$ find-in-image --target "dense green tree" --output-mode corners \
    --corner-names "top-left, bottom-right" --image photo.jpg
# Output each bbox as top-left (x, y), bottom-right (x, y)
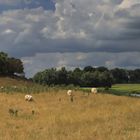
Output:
top-left (128, 69), bottom-right (140, 83)
top-left (33, 68), bottom-right (58, 85)
top-left (57, 67), bottom-right (68, 85)
top-left (111, 68), bottom-right (128, 83)
top-left (7, 57), bottom-right (24, 75)
top-left (33, 66), bottom-right (140, 87)
top-left (96, 66), bottom-right (109, 72)
top-left (0, 52), bottom-right (24, 76)
top-left (99, 71), bottom-right (113, 88)
top-left (0, 52), bottom-right (8, 74)
top-left (81, 72), bottom-right (98, 87)
top-left (71, 68), bottom-right (83, 85)
top-left (83, 66), bottom-right (95, 72)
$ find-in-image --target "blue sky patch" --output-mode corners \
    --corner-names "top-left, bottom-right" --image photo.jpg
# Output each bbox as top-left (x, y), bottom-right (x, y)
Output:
top-left (0, 0), bottom-right (55, 12)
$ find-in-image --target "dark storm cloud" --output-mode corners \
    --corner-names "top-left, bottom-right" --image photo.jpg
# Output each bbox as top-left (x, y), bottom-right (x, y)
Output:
top-left (125, 18), bottom-right (140, 30)
top-left (0, 0), bottom-right (140, 56)
top-left (0, 0), bottom-right (140, 76)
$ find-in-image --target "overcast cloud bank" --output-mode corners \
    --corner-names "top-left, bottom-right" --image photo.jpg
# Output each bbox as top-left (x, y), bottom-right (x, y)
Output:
top-left (0, 0), bottom-right (139, 77)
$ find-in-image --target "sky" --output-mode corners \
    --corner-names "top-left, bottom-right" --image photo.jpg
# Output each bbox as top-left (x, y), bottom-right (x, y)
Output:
top-left (0, 0), bottom-right (140, 77)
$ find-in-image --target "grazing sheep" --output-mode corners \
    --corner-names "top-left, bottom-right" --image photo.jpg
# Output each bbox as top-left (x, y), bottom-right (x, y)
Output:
top-left (25, 95), bottom-right (33, 101)
top-left (67, 90), bottom-right (73, 96)
top-left (91, 88), bottom-right (98, 94)
top-left (67, 90), bottom-right (74, 102)
top-left (0, 86), bottom-right (4, 89)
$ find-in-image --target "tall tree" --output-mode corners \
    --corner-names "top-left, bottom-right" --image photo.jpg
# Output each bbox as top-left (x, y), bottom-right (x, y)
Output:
top-left (0, 52), bottom-right (8, 74)
top-left (0, 52), bottom-right (24, 76)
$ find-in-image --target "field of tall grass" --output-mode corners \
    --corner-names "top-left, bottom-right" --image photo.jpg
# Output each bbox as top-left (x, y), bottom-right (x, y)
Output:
top-left (0, 77), bottom-right (49, 94)
top-left (0, 90), bottom-right (139, 140)
top-left (0, 77), bottom-right (140, 140)
top-left (0, 77), bottom-right (77, 94)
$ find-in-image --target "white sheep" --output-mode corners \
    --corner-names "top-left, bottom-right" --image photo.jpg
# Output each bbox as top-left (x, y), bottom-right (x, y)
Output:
top-left (91, 88), bottom-right (98, 94)
top-left (67, 90), bottom-right (74, 102)
top-left (0, 86), bottom-right (4, 89)
top-left (25, 95), bottom-right (33, 101)
top-left (67, 90), bottom-right (73, 96)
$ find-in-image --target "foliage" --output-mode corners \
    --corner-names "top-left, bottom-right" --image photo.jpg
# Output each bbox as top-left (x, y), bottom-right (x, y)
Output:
top-left (33, 66), bottom-right (140, 87)
top-left (0, 52), bottom-right (24, 76)
top-left (33, 67), bottom-right (114, 87)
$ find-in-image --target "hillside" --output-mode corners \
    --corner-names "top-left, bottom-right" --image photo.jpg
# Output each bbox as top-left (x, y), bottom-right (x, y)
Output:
top-left (0, 76), bottom-right (49, 94)
top-left (0, 76), bottom-right (33, 87)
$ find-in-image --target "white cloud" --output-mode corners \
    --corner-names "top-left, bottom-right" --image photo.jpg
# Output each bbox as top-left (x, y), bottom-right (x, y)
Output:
top-left (76, 53), bottom-right (87, 61)
top-left (0, 0), bottom-right (139, 76)
top-left (119, 0), bottom-right (140, 9)
top-left (0, 0), bottom-right (139, 56)
top-left (2, 29), bottom-right (15, 34)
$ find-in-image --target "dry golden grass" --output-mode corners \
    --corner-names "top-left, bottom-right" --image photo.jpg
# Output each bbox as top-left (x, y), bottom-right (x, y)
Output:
top-left (0, 77), bottom-right (32, 87)
top-left (0, 91), bottom-right (139, 140)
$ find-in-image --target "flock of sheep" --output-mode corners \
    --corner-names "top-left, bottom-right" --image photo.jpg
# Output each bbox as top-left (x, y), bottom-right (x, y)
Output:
top-left (67, 88), bottom-right (97, 96)
top-left (1, 86), bottom-right (98, 102)
top-left (24, 88), bottom-right (98, 102)
top-left (7, 87), bottom-right (98, 117)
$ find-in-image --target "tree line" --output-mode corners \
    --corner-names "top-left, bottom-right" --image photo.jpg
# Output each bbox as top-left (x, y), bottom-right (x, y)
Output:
top-left (33, 66), bottom-right (140, 87)
top-left (1, 51), bottom-right (140, 87)
top-left (0, 52), bottom-right (24, 76)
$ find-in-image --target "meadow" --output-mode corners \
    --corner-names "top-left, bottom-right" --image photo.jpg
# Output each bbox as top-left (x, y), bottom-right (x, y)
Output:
top-left (0, 77), bottom-right (140, 140)
top-left (103, 84), bottom-right (140, 96)
top-left (112, 84), bottom-right (140, 93)
top-left (0, 91), bottom-right (140, 140)
top-left (81, 84), bottom-right (140, 97)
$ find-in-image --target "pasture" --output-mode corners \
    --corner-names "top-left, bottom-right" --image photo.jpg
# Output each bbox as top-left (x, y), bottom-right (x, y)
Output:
top-left (112, 84), bottom-right (140, 93)
top-left (0, 90), bottom-right (140, 140)
top-left (81, 84), bottom-right (140, 96)
top-left (104, 84), bottom-right (140, 96)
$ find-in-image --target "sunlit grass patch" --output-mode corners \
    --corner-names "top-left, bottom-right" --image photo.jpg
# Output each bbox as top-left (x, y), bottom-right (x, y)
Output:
top-left (0, 91), bottom-right (139, 140)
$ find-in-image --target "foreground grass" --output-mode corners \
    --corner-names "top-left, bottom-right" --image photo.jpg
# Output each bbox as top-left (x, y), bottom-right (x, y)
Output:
top-left (0, 91), bottom-right (139, 140)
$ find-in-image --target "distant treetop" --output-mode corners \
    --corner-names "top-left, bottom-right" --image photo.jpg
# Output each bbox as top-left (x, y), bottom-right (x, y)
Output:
top-left (0, 52), bottom-right (24, 76)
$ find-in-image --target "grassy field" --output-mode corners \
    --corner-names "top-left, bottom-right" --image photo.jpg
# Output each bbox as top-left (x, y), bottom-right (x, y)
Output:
top-left (0, 77), bottom-right (49, 94)
top-left (0, 91), bottom-right (140, 140)
top-left (112, 84), bottom-right (140, 93)
top-left (80, 84), bottom-right (140, 96)
top-left (104, 84), bottom-right (140, 96)
top-left (0, 77), bottom-right (140, 140)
